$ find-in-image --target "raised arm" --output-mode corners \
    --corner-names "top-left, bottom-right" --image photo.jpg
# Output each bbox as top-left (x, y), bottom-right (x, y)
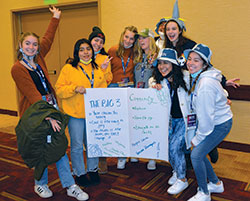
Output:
top-left (39, 6), bottom-right (61, 57)
top-left (49, 5), bottom-right (61, 19)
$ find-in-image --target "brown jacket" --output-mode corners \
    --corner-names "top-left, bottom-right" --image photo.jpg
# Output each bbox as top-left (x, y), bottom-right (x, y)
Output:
top-left (108, 45), bottom-right (135, 83)
top-left (11, 17), bottom-right (59, 117)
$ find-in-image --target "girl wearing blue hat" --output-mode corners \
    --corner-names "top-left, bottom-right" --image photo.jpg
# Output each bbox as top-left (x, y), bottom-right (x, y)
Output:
top-left (154, 18), bottom-right (168, 49)
top-left (149, 48), bottom-right (195, 194)
top-left (184, 44), bottom-right (233, 201)
top-left (164, 0), bottom-right (239, 167)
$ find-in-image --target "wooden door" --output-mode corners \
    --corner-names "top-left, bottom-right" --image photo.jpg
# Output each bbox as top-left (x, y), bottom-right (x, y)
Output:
top-left (19, 4), bottom-right (98, 88)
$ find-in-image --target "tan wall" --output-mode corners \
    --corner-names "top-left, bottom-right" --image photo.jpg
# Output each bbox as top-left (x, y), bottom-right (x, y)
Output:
top-left (1, 0), bottom-right (250, 143)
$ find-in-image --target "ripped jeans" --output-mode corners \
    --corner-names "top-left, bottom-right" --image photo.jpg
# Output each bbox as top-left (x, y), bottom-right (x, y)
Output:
top-left (169, 117), bottom-right (186, 179)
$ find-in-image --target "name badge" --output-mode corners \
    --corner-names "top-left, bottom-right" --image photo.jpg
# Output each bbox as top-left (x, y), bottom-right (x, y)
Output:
top-left (121, 77), bottom-right (129, 83)
top-left (187, 114), bottom-right (197, 129)
top-left (47, 135), bottom-right (51, 143)
top-left (137, 81), bottom-right (145, 88)
top-left (45, 94), bottom-right (55, 105)
top-left (42, 94), bottom-right (58, 109)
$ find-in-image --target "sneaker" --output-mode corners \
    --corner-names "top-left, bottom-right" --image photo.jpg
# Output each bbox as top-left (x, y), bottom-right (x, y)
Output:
top-left (147, 160), bottom-right (156, 170)
top-left (168, 171), bottom-right (177, 185)
top-left (167, 179), bottom-right (188, 194)
top-left (130, 158), bottom-right (139, 162)
top-left (88, 171), bottom-right (100, 185)
top-left (187, 191), bottom-right (211, 201)
top-left (67, 184), bottom-right (89, 201)
top-left (208, 181), bottom-right (224, 193)
top-left (34, 184), bottom-right (53, 198)
top-left (208, 147), bottom-right (219, 163)
top-left (75, 174), bottom-right (91, 187)
top-left (117, 158), bottom-right (126, 169)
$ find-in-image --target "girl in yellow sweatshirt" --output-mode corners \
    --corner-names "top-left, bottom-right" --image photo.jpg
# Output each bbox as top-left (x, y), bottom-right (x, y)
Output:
top-left (55, 38), bottom-right (107, 187)
top-left (88, 26), bottom-right (113, 86)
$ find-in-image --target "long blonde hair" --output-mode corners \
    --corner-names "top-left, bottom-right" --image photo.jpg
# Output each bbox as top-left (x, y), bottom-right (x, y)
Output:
top-left (133, 37), bottom-right (159, 64)
top-left (116, 25), bottom-right (138, 58)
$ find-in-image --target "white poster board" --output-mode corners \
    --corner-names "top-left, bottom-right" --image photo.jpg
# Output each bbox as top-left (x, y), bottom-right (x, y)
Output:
top-left (84, 88), bottom-right (169, 161)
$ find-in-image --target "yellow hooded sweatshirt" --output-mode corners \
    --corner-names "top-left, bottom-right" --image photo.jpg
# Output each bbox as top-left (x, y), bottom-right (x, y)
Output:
top-left (55, 63), bottom-right (107, 118)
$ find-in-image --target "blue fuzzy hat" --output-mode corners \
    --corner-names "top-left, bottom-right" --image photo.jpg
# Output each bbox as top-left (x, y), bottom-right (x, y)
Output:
top-left (166, 0), bottom-right (186, 31)
top-left (157, 48), bottom-right (179, 66)
top-left (184, 44), bottom-right (212, 66)
top-left (155, 18), bottom-right (168, 34)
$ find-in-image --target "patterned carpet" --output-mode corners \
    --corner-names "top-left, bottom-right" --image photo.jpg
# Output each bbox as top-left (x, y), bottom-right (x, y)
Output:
top-left (0, 131), bottom-right (250, 201)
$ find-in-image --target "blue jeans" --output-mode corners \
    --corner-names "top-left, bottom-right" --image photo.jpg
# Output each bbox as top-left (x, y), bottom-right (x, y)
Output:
top-left (35, 154), bottom-right (75, 188)
top-left (191, 118), bottom-right (232, 194)
top-left (68, 117), bottom-right (99, 176)
top-left (169, 118), bottom-right (186, 179)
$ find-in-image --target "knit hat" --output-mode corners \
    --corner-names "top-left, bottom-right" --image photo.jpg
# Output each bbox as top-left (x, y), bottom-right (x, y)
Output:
top-left (137, 28), bottom-right (155, 39)
top-left (184, 44), bottom-right (212, 66)
top-left (157, 48), bottom-right (179, 66)
top-left (88, 26), bottom-right (105, 44)
top-left (155, 18), bottom-right (168, 34)
top-left (166, 0), bottom-right (186, 31)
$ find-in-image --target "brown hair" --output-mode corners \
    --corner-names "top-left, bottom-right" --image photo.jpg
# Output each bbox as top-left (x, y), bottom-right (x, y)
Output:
top-left (16, 32), bottom-right (40, 61)
top-left (188, 58), bottom-right (209, 94)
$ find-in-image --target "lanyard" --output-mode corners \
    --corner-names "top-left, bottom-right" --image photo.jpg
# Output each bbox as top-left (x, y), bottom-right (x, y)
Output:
top-left (79, 65), bottom-right (94, 88)
top-left (140, 66), bottom-right (145, 79)
top-left (190, 93), bottom-right (195, 112)
top-left (166, 79), bottom-right (174, 103)
top-left (190, 80), bottom-right (196, 112)
top-left (121, 50), bottom-right (132, 75)
top-left (140, 54), bottom-right (147, 79)
top-left (22, 58), bottom-right (49, 93)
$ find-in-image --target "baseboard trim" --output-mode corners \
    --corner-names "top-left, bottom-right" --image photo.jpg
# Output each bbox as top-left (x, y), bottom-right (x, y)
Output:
top-left (0, 109), bottom-right (18, 116)
top-left (219, 140), bottom-right (250, 153)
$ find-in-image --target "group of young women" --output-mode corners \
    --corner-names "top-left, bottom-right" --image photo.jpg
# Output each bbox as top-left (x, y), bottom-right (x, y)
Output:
top-left (11, 1), bottom-right (238, 200)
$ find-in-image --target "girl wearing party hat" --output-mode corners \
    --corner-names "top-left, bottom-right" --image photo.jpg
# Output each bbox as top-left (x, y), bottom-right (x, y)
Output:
top-left (164, 0), bottom-right (196, 63)
top-left (163, 0), bottom-right (239, 169)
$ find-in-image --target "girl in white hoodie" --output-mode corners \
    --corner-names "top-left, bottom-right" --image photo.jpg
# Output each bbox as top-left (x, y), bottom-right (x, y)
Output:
top-left (184, 44), bottom-right (233, 201)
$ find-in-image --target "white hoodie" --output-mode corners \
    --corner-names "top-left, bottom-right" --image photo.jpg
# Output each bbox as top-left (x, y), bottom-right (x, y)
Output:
top-left (190, 67), bottom-right (233, 146)
top-left (148, 72), bottom-right (195, 149)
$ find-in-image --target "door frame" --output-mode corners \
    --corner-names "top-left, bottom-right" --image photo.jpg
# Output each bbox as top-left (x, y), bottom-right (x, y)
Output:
top-left (11, 0), bottom-right (99, 111)
top-left (11, 0), bottom-right (99, 63)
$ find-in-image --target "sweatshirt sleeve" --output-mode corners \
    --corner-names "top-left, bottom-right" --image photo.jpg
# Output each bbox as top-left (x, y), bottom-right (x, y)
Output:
top-left (101, 58), bottom-right (113, 85)
top-left (221, 74), bottom-right (227, 89)
top-left (39, 17), bottom-right (59, 58)
top-left (55, 65), bottom-right (78, 99)
top-left (11, 64), bottom-right (42, 104)
top-left (192, 87), bottom-right (216, 146)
